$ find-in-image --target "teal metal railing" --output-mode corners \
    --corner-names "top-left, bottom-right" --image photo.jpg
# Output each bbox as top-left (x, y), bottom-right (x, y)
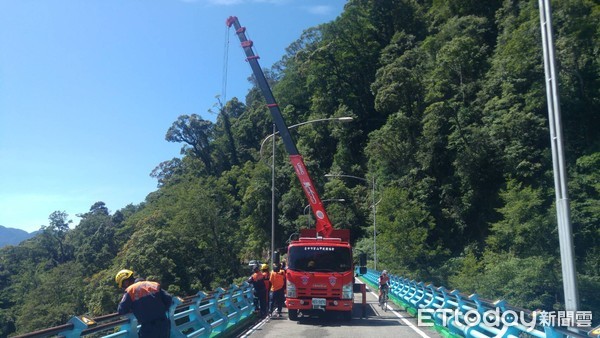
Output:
top-left (14, 282), bottom-right (255, 338)
top-left (14, 270), bottom-right (595, 337)
top-left (359, 268), bottom-right (592, 338)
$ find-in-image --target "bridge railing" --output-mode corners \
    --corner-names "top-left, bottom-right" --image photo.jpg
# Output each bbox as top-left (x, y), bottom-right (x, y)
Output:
top-left (359, 268), bottom-right (593, 338)
top-left (14, 282), bottom-right (256, 338)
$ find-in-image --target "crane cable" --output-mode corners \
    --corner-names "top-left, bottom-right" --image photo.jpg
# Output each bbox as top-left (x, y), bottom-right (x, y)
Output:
top-left (222, 24), bottom-right (230, 104)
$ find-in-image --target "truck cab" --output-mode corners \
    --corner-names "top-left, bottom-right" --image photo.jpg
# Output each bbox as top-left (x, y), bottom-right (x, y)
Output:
top-left (285, 229), bottom-right (354, 320)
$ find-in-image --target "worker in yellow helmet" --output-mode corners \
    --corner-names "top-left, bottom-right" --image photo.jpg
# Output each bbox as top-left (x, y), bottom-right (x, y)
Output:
top-left (115, 269), bottom-right (173, 337)
top-left (260, 263), bottom-right (271, 313)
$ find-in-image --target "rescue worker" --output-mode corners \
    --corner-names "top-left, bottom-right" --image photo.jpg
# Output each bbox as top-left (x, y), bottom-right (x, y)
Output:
top-left (260, 263), bottom-right (271, 312)
top-left (247, 265), bottom-right (268, 317)
top-left (378, 270), bottom-right (390, 303)
top-left (269, 263), bottom-right (286, 317)
top-left (116, 269), bottom-right (173, 338)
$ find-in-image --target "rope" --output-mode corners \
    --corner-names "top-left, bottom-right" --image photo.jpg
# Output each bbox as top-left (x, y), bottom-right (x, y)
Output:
top-left (222, 25), bottom-right (230, 103)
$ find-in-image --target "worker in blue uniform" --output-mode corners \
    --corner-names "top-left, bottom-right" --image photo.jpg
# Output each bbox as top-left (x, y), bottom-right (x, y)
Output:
top-left (116, 269), bottom-right (173, 338)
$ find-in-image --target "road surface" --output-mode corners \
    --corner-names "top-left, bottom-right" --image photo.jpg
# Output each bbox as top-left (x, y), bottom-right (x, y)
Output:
top-left (239, 285), bottom-right (443, 338)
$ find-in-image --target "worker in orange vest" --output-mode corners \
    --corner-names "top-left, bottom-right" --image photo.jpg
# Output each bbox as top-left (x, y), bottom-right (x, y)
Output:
top-left (246, 265), bottom-right (268, 317)
top-left (115, 269), bottom-right (172, 338)
top-left (269, 263), bottom-right (286, 318)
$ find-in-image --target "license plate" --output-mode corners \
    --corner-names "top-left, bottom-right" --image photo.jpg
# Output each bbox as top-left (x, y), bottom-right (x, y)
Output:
top-left (312, 298), bottom-right (326, 306)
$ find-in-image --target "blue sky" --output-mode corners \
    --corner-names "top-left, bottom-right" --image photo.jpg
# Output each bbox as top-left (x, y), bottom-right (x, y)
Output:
top-left (0, 0), bottom-right (347, 233)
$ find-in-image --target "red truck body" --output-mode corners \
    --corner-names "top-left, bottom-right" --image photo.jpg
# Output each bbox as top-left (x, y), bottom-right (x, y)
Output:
top-left (285, 229), bottom-right (354, 320)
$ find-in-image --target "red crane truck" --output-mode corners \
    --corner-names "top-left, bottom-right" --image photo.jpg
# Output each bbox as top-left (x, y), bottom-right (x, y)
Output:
top-left (226, 16), bottom-right (355, 321)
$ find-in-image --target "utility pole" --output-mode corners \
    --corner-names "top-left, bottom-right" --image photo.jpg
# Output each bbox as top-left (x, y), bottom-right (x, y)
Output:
top-left (271, 123), bottom-right (276, 264)
top-left (538, 0), bottom-right (579, 311)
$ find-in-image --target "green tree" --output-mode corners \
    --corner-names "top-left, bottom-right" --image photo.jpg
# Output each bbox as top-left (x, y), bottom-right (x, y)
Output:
top-left (14, 262), bottom-right (85, 335)
top-left (166, 114), bottom-right (215, 174)
top-left (549, 0), bottom-right (600, 153)
top-left (477, 253), bottom-right (559, 310)
top-left (375, 185), bottom-right (446, 280)
top-left (150, 157), bottom-right (183, 188)
top-left (480, 0), bottom-right (548, 184)
top-left (487, 180), bottom-right (557, 257)
top-left (69, 202), bottom-right (118, 273)
top-left (39, 211), bottom-right (73, 265)
top-left (569, 153), bottom-right (600, 313)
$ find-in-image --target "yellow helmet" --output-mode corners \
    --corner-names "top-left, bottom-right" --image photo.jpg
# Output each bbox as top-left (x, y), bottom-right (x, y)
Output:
top-left (115, 269), bottom-right (134, 288)
top-left (261, 264), bottom-right (269, 271)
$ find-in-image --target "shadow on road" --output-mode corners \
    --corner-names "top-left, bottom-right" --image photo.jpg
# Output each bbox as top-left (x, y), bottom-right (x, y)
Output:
top-left (292, 302), bottom-right (408, 328)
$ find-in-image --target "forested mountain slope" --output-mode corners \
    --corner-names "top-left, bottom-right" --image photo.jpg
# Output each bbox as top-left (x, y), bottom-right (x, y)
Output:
top-left (0, 226), bottom-right (36, 248)
top-left (1, 0), bottom-right (598, 335)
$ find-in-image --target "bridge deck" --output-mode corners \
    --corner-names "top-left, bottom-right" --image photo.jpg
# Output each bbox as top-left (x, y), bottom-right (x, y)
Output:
top-left (241, 285), bottom-right (443, 338)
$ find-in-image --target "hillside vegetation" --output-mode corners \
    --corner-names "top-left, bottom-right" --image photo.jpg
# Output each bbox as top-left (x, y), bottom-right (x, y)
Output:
top-left (1, 0), bottom-right (599, 335)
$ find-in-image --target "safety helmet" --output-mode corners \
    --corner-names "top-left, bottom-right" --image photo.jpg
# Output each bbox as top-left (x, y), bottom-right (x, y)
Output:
top-left (115, 269), bottom-right (134, 288)
top-left (261, 263), bottom-right (269, 271)
top-left (382, 270), bottom-right (388, 275)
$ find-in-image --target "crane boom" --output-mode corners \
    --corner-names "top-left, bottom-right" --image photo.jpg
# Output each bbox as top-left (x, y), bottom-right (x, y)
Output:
top-left (226, 16), bottom-right (334, 238)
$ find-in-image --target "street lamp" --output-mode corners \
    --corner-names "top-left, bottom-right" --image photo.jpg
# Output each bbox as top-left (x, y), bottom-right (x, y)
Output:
top-left (325, 173), bottom-right (379, 270)
top-left (538, 0), bottom-right (579, 311)
top-left (261, 116), bottom-right (354, 264)
top-left (303, 198), bottom-right (345, 227)
top-left (259, 117), bottom-right (354, 160)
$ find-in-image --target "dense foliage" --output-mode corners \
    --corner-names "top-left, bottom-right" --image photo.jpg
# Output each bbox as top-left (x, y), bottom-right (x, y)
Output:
top-left (1, 0), bottom-right (599, 334)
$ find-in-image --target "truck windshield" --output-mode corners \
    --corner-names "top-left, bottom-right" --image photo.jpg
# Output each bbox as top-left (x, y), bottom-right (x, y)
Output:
top-left (288, 246), bottom-right (352, 273)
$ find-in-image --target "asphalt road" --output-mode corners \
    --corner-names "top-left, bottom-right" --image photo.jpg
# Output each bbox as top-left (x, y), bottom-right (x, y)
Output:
top-left (238, 285), bottom-right (443, 338)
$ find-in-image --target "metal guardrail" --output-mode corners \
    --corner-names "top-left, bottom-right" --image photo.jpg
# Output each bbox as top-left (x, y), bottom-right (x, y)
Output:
top-left (359, 268), bottom-right (594, 338)
top-left (12, 270), bottom-right (598, 337)
top-left (13, 282), bottom-right (255, 338)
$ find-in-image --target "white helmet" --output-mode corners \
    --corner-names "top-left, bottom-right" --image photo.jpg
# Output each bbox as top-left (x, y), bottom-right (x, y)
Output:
top-left (382, 270), bottom-right (388, 275)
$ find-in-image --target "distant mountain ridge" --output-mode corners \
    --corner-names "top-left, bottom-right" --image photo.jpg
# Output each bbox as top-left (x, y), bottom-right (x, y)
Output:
top-left (0, 225), bottom-right (37, 247)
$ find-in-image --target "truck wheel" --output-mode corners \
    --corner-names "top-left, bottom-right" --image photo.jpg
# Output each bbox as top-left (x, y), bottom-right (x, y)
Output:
top-left (288, 309), bottom-right (298, 321)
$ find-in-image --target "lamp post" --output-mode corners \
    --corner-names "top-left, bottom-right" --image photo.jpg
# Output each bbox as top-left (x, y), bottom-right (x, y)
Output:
top-left (261, 116), bottom-right (354, 264)
top-left (325, 173), bottom-right (379, 270)
top-left (260, 117), bottom-right (354, 159)
top-left (538, 0), bottom-right (579, 311)
top-left (271, 123), bottom-right (276, 265)
top-left (304, 198), bottom-right (345, 227)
